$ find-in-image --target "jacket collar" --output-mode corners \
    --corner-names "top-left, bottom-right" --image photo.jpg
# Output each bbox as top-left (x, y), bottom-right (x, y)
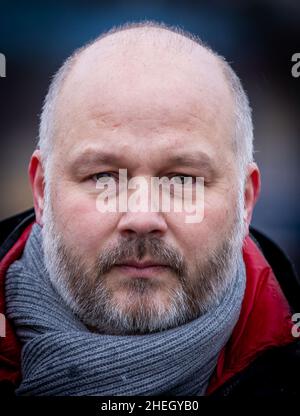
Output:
top-left (206, 236), bottom-right (295, 394)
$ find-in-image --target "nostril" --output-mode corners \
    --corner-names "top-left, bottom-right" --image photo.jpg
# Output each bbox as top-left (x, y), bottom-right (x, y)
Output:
top-left (121, 229), bottom-right (137, 238)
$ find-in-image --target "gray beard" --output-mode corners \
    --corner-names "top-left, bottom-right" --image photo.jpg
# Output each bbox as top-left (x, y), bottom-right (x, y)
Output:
top-left (42, 187), bottom-right (245, 336)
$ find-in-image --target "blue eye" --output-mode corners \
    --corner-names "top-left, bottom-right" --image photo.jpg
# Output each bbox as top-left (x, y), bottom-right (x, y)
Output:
top-left (170, 175), bottom-right (196, 185)
top-left (92, 172), bottom-right (117, 182)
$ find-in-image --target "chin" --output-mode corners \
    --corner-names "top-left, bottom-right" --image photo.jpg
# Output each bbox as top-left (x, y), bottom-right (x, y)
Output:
top-left (113, 285), bottom-right (169, 310)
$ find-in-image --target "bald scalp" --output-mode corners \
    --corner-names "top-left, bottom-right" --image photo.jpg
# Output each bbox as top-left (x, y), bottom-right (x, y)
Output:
top-left (58, 22), bottom-right (227, 101)
top-left (53, 23), bottom-right (232, 147)
top-left (69, 21), bottom-right (214, 69)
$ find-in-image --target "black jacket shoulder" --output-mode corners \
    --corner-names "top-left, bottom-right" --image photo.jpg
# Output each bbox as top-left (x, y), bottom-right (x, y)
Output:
top-left (211, 339), bottom-right (300, 397)
top-left (0, 208), bottom-right (35, 261)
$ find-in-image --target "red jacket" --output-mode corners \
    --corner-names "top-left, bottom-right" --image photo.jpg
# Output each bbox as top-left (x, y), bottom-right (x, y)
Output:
top-left (0, 209), bottom-right (299, 396)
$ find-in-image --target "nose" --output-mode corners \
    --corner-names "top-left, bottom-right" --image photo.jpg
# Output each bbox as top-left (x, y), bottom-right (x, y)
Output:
top-left (117, 211), bottom-right (168, 238)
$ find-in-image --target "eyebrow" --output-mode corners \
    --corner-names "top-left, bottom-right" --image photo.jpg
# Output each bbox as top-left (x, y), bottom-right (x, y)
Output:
top-left (69, 149), bottom-right (125, 175)
top-left (71, 150), bottom-right (121, 167)
top-left (69, 148), bottom-right (217, 177)
top-left (166, 152), bottom-right (217, 175)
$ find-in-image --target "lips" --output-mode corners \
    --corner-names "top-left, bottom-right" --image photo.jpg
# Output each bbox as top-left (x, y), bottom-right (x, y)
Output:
top-left (114, 260), bottom-right (169, 278)
top-left (117, 260), bottom-right (168, 268)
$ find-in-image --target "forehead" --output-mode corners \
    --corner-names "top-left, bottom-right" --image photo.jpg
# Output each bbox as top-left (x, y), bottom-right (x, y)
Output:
top-left (53, 32), bottom-right (235, 165)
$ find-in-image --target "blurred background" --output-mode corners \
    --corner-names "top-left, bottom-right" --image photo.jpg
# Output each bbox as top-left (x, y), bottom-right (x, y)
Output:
top-left (0, 0), bottom-right (299, 272)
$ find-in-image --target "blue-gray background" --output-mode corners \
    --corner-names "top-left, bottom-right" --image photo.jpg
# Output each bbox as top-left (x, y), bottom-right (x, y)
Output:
top-left (0, 0), bottom-right (299, 273)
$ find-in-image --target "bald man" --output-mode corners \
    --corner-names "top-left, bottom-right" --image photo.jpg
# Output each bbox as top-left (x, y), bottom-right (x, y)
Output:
top-left (1, 21), bottom-right (300, 397)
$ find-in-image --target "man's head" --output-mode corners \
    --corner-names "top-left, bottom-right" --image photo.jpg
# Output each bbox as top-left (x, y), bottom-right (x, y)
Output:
top-left (29, 21), bottom-right (260, 335)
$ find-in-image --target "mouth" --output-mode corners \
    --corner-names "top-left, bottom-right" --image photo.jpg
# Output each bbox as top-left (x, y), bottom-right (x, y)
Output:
top-left (114, 260), bottom-right (170, 278)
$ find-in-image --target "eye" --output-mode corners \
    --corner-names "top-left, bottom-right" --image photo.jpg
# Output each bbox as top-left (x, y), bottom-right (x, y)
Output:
top-left (169, 174), bottom-right (196, 185)
top-left (91, 172), bottom-right (118, 183)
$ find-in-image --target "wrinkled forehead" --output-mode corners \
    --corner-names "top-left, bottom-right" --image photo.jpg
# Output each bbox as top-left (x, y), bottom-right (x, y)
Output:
top-left (53, 29), bottom-right (235, 160)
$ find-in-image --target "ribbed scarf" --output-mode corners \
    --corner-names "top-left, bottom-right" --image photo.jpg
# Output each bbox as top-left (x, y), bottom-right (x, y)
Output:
top-left (5, 223), bottom-right (246, 396)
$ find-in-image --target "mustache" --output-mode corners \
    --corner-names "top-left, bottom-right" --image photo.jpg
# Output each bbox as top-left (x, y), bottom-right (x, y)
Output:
top-left (95, 236), bottom-right (187, 277)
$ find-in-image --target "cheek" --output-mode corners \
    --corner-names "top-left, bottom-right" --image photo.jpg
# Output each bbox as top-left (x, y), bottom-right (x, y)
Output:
top-left (202, 189), bottom-right (237, 241)
top-left (170, 189), bottom-right (236, 256)
top-left (50, 182), bottom-right (119, 256)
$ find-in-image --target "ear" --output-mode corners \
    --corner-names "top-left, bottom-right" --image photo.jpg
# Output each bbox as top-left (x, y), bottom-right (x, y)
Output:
top-left (243, 162), bottom-right (261, 236)
top-left (28, 149), bottom-right (45, 225)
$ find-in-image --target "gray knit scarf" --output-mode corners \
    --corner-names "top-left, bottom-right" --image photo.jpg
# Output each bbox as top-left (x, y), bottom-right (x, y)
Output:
top-left (5, 223), bottom-right (246, 396)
